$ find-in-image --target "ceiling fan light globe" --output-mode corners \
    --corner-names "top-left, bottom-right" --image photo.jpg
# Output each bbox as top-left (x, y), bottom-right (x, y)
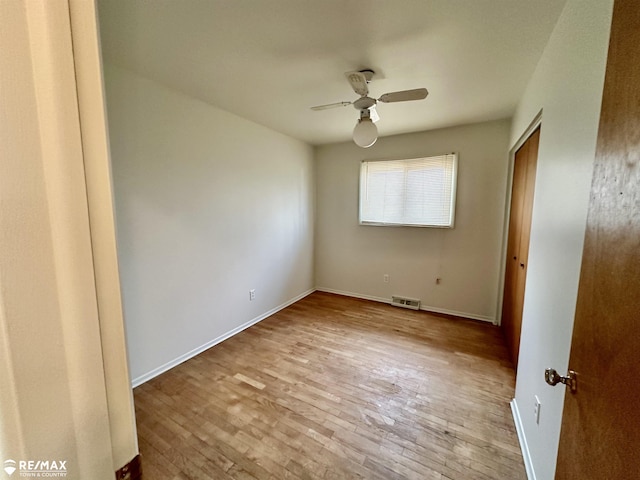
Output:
top-left (353, 118), bottom-right (378, 148)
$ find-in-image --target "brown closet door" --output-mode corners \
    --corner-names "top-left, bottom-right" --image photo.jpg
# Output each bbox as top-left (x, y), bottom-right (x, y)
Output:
top-left (502, 127), bottom-right (539, 369)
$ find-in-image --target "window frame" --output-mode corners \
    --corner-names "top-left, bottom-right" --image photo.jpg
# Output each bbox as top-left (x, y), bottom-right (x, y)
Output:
top-left (358, 153), bottom-right (458, 228)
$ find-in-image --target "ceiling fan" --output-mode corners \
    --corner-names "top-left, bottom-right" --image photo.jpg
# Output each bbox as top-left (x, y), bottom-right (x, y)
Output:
top-left (311, 69), bottom-right (428, 148)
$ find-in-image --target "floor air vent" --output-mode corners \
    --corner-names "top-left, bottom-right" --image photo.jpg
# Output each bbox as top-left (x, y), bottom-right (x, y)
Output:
top-left (391, 296), bottom-right (421, 310)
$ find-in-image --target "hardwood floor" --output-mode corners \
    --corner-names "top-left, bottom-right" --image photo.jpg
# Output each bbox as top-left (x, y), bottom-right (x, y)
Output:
top-left (134, 292), bottom-right (526, 480)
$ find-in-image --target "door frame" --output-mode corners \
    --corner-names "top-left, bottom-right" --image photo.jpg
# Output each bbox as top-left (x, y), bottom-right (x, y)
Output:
top-left (0, 0), bottom-right (137, 476)
top-left (68, 0), bottom-right (139, 468)
top-left (496, 110), bottom-right (543, 327)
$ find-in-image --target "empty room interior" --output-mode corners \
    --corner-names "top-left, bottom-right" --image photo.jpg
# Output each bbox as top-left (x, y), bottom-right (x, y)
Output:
top-left (5, 0), bottom-right (640, 479)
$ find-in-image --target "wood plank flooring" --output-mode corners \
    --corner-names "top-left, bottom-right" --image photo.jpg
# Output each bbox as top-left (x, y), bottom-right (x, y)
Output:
top-left (134, 292), bottom-right (526, 479)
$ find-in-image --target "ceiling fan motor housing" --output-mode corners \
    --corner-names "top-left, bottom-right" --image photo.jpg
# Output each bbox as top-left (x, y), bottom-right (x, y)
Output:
top-left (353, 96), bottom-right (376, 111)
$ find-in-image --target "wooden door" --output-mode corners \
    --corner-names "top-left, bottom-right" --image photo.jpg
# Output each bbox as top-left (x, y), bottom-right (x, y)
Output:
top-left (502, 127), bottom-right (539, 368)
top-left (555, 0), bottom-right (640, 477)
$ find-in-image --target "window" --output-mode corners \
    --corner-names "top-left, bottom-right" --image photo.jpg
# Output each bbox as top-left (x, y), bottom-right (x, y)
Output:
top-left (359, 153), bottom-right (458, 228)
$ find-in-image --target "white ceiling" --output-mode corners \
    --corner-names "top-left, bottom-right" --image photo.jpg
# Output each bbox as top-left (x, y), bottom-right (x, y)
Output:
top-left (98, 0), bottom-right (567, 146)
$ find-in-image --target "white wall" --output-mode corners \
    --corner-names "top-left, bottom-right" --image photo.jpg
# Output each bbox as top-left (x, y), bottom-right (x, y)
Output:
top-left (315, 120), bottom-right (510, 321)
top-left (103, 65), bottom-right (315, 384)
top-left (509, 1), bottom-right (613, 479)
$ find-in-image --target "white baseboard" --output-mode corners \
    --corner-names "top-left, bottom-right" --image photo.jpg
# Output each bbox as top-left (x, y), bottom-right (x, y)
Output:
top-left (315, 287), bottom-right (495, 323)
top-left (131, 288), bottom-right (316, 387)
top-left (316, 287), bottom-right (389, 305)
top-left (511, 398), bottom-right (536, 480)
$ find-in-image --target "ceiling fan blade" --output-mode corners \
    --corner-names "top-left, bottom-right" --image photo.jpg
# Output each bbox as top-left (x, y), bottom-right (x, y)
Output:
top-left (378, 88), bottom-right (428, 103)
top-left (310, 101), bottom-right (352, 111)
top-left (345, 71), bottom-right (369, 96)
top-left (369, 105), bottom-right (380, 123)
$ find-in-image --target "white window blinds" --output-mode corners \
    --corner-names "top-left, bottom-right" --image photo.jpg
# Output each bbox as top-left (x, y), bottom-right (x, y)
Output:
top-left (359, 154), bottom-right (458, 228)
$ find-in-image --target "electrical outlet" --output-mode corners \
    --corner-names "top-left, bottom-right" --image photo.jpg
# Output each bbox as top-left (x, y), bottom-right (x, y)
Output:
top-left (383, 274), bottom-right (390, 283)
top-left (249, 289), bottom-right (256, 301)
top-left (534, 395), bottom-right (541, 424)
